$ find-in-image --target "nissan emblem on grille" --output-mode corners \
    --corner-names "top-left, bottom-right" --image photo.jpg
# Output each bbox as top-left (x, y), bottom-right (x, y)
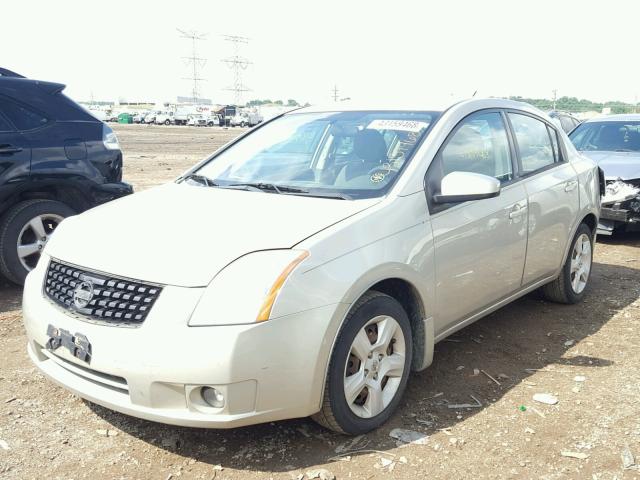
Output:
top-left (44, 260), bottom-right (162, 326)
top-left (72, 280), bottom-right (94, 309)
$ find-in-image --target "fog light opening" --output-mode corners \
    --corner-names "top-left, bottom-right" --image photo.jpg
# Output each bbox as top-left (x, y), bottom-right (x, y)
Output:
top-left (201, 387), bottom-right (225, 408)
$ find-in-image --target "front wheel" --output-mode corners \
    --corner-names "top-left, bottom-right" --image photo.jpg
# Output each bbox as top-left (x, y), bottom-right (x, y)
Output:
top-left (540, 222), bottom-right (594, 304)
top-left (313, 291), bottom-right (412, 434)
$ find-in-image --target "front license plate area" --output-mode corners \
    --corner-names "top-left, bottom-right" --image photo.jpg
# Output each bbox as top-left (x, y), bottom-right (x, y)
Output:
top-left (46, 324), bottom-right (92, 364)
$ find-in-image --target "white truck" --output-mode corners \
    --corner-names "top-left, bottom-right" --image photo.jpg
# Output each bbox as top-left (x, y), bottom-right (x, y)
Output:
top-left (155, 111), bottom-right (176, 125)
top-left (230, 111), bottom-right (263, 127)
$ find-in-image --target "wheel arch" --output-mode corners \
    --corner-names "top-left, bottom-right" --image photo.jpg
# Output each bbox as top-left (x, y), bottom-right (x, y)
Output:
top-left (0, 183), bottom-right (90, 219)
top-left (561, 211), bottom-right (598, 267)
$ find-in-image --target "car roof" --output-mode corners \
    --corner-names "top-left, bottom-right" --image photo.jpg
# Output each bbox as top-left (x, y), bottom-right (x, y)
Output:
top-left (291, 97), bottom-right (544, 116)
top-left (584, 114), bottom-right (640, 123)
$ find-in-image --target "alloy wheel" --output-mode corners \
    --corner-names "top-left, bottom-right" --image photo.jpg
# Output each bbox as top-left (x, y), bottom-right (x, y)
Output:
top-left (343, 315), bottom-right (406, 418)
top-left (17, 214), bottom-right (63, 271)
top-left (570, 233), bottom-right (592, 294)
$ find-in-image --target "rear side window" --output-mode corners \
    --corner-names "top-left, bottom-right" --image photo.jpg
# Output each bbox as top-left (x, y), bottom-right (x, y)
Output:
top-left (0, 112), bottom-right (13, 132)
top-left (508, 113), bottom-right (555, 174)
top-left (438, 111), bottom-right (513, 183)
top-left (0, 96), bottom-right (49, 131)
top-left (547, 126), bottom-right (562, 162)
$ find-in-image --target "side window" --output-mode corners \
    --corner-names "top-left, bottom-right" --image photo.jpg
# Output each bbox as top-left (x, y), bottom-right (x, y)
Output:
top-left (438, 111), bottom-right (513, 182)
top-left (508, 113), bottom-right (555, 174)
top-left (0, 97), bottom-right (49, 131)
top-left (547, 125), bottom-right (562, 162)
top-left (0, 112), bottom-right (13, 132)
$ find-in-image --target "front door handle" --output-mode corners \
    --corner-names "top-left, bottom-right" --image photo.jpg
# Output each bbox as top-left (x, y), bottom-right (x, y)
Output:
top-left (564, 180), bottom-right (578, 192)
top-left (0, 144), bottom-right (23, 154)
top-left (508, 204), bottom-right (528, 219)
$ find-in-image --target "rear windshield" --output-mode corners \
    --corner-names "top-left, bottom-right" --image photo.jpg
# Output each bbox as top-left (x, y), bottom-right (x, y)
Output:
top-left (195, 110), bottom-right (440, 199)
top-left (569, 121), bottom-right (640, 152)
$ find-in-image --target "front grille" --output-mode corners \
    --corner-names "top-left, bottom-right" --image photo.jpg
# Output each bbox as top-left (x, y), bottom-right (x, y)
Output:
top-left (44, 260), bottom-right (162, 326)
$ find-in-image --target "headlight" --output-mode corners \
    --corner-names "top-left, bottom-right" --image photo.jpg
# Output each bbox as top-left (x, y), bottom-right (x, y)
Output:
top-left (188, 249), bottom-right (309, 326)
top-left (102, 124), bottom-right (120, 150)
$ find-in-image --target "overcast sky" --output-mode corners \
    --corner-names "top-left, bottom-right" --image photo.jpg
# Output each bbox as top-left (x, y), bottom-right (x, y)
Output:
top-left (4, 0), bottom-right (639, 106)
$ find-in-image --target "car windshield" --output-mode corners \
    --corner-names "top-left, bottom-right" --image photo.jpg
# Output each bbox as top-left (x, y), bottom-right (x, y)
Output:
top-left (570, 121), bottom-right (640, 152)
top-left (193, 110), bottom-right (438, 199)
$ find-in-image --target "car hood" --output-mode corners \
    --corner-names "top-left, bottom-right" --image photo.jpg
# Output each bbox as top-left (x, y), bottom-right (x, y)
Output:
top-left (579, 151), bottom-right (640, 180)
top-left (46, 183), bottom-right (378, 287)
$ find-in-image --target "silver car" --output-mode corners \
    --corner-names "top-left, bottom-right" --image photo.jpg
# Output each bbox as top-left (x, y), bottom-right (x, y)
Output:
top-left (569, 114), bottom-right (640, 234)
top-left (23, 98), bottom-right (600, 435)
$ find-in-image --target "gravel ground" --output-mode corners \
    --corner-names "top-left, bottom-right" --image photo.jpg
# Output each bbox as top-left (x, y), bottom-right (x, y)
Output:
top-left (1, 124), bottom-right (639, 479)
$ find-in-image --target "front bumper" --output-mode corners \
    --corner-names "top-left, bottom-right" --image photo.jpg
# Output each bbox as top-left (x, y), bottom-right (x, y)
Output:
top-left (598, 200), bottom-right (640, 235)
top-left (91, 181), bottom-right (134, 205)
top-left (23, 260), bottom-right (340, 428)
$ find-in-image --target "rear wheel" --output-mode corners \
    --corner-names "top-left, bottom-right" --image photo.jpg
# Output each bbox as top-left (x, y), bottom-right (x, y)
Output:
top-left (0, 200), bottom-right (75, 285)
top-left (313, 291), bottom-right (412, 434)
top-left (540, 222), bottom-right (593, 304)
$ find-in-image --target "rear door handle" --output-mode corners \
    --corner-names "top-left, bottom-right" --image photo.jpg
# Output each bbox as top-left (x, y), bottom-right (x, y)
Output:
top-left (564, 180), bottom-right (578, 192)
top-left (0, 144), bottom-right (23, 154)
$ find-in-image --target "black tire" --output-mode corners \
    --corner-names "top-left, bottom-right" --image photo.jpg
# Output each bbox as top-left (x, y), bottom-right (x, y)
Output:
top-left (540, 222), bottom-right (594, 304)
top-left (0, 200), bottom-right (75, 285)
top-left (164, 120), bottom-right (171, 126)
top-left (312, 291), bottom-right (413, 435)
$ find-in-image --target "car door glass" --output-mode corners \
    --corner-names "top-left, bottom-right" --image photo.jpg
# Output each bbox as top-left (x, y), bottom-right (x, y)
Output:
top-left (439, 112), bottom-right (513, 182)
top-left (0, 97), bottom-right (48, 131)
top-left (508, 113), bottom-right (555, 174)
top-left (0, 112), bottom-right (13, 132)
top-left (547, 125), bottom-right (562, 162)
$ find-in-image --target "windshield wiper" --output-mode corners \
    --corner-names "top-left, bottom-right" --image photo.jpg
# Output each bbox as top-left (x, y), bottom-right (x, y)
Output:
top-left (224, 182), bottom-right (351, 200)
top-left (226, 182), bottom-right (305, 194)
top-left (183, 173), bottom-right (217, 187)
top-left (291, 191), bottom-right (352, 200)
top-left (615, 148), bottom-right (634, 152)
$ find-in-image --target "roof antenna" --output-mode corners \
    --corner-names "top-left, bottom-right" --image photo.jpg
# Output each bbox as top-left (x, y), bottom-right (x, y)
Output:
top-left (472, 90), bottom-right (478, 97)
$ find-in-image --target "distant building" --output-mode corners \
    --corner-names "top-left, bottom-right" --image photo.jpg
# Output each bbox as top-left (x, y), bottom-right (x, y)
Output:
top-left (177, 96), bottom-right (212, 105)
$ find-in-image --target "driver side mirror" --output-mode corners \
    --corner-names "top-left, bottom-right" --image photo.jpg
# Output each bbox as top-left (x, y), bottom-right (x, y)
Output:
top-left (433, 171), bottom-right (501, 204)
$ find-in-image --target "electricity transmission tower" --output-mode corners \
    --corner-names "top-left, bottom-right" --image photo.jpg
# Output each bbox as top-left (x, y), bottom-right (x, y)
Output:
top-left (177, 29), bottom-right (208, 102)
top-left (332, 85), bottom-right (339, 102)
top-left (221, 35), bottom-right (251, 105)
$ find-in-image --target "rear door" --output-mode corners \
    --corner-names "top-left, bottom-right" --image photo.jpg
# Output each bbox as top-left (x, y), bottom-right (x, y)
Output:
top-left (0, 107), bottom-right (31, 203)
top-left (506, 112), bottom-right (580, 285)
top-left (426, 110), bottom-right (528, 330)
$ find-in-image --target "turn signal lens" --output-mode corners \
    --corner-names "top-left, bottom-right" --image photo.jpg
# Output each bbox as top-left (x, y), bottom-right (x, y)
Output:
top-left (256, 251), bottom-right (309, 322)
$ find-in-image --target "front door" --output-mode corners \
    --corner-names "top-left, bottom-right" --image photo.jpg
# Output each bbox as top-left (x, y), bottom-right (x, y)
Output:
top-left (425, 110), bottom-right (528, 332)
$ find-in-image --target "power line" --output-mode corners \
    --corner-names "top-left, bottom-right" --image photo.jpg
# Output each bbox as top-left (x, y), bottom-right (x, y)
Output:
top-left (221, 35), bottom-right (251, 105)
top-left (177, 28), bottom-right (208, 103)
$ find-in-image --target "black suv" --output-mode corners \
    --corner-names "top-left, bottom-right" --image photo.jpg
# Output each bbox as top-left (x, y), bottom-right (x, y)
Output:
top-left (0, 68), bottom-right (132, 285)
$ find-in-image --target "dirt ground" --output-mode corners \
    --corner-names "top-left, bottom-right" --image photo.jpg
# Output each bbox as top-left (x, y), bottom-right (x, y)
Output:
top-left (1, 124), bottom-right (640, 480)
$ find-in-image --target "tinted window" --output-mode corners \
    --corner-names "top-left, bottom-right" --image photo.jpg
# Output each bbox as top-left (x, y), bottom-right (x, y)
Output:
top-left (508, 113), bottom-right (555, 174)
top-left (0, 97), bottom-right (48, 131)
top-left (438, 111), bottom-right (513, 182)
top-left (569, 121), bottom-right (640, 152)
top-left (0, 113), bottom-right (13, 132)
